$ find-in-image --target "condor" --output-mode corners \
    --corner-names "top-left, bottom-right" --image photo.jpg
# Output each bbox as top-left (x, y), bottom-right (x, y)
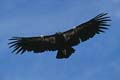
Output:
top-left (8, 13), bottom-right (110, 59)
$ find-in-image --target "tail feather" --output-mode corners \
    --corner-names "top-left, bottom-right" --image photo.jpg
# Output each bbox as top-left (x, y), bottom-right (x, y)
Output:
top-left (56, 48), bottom-right (75, 59)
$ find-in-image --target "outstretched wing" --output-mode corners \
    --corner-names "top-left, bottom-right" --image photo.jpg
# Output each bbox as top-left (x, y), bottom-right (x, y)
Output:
top-left (8, 13), bottom-right (110, 55)
top-left (62, 13), bottom-right (110, 46)
top-left (8, 35), bottom-right (57, 54)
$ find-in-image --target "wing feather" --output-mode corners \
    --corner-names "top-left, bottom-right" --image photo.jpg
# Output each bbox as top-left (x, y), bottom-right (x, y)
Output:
top-left (8, 35), bottom-right (57, 54)
top-left (62, 13), bottom-right (110, 46)
top-left (76, 13), bottom-right (110, 41)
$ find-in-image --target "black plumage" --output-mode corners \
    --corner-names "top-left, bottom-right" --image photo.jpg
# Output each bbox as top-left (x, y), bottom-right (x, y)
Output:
top-left (8, 13), bottom-right (111, 59)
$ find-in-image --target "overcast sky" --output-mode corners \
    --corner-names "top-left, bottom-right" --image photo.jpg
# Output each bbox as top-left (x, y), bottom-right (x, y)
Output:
top-left (0, 0), bottom-right (120, 80)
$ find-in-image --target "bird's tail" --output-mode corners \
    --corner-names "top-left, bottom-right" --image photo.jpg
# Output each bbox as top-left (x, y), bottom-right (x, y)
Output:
top-left (56, 48), bottom-right (75, 59)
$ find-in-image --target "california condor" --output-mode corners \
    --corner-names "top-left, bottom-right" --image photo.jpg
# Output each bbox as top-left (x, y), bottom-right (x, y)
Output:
top-left (8, 13), bottom-right (110, 59)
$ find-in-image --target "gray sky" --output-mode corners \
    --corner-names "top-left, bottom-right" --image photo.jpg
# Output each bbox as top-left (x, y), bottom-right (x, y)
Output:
top-left (0, 0), bottom-right (120, 80)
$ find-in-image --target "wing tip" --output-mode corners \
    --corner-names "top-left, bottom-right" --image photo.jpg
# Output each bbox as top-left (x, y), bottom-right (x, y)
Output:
top-left (94, 12), bottom-right (111, 21)
top-left (8, 37), bottom-right (26, 54)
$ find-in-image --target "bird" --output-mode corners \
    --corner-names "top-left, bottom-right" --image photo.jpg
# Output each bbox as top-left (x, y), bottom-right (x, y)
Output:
top-left (8, 13), bottom-right (111, 59)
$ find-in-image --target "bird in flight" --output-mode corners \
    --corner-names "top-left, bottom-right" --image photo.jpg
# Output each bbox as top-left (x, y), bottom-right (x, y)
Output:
top-left (8, 13), bottom-right (111, 59)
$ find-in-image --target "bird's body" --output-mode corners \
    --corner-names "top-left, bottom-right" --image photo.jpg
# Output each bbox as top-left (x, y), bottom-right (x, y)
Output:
top-left (8, 13), bottom-right (110, 59)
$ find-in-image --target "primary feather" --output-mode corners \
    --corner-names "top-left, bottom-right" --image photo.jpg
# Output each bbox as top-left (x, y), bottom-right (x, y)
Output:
top-left (8, 13), bottom-right (110, 59)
